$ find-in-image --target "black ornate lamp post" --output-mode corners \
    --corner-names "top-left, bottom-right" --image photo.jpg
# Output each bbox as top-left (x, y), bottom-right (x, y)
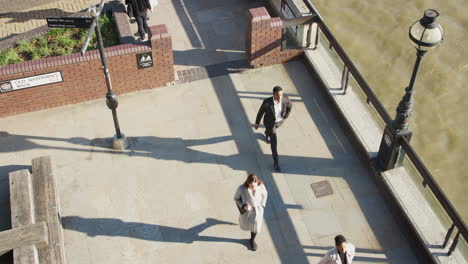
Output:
top-left (377, 9), bottom-right (444, 171)
top-left (83, 2), bottom-right (127, 149)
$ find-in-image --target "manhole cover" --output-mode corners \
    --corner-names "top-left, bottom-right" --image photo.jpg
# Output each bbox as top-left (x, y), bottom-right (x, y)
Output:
top-left (311, 180), bottom-right (333, 198)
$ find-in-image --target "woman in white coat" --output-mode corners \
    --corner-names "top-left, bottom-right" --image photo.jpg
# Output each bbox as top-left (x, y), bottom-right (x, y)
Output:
top-left (234, 173), bottom-right (268, 251)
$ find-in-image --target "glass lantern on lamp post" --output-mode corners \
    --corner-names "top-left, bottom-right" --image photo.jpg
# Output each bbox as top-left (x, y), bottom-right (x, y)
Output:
top-left (377, 9), bottom-right (444, 171)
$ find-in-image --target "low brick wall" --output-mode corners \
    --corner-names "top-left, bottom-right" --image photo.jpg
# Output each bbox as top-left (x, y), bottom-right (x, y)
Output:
top-left (0, 24), bottom-right (174, 118)
top-left (246, 7), bottom-right (303, 68)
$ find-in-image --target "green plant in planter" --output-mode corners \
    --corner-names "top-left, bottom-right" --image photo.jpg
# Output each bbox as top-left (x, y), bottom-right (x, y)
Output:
top-left (57, 34), bottom-right (73, 47)
top-left (52, 47), bottom-right (69, 56)
top-left (30, 49), bottom-right (42, 60)
top-left (16, 40), bottom-right (35, 60)
top-left (46, 28), bottom-right (67, 37)
top-left (0, 49), bottom-right (23, 65)
top-left (0, 12), bottom-right (119, 66)
top-left (37, 46), bottom-right (51, 57)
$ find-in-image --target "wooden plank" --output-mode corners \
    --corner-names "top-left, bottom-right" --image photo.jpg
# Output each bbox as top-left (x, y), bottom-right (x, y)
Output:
top-left (8, 169), bottom-right (39, 263)
top-left (0, 223), bottom-right (48, 255)
top-left (9, 169), bottom-right (35, 227)
top-left (32, 156), bottom-right (66, 264)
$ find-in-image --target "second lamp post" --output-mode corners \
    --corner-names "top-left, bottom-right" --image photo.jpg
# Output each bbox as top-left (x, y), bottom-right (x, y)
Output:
top-left (377, 9), bottom-right (444, 171)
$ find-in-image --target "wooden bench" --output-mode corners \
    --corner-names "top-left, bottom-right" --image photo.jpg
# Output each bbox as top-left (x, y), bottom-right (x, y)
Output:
top-left (1, 169), bottom-right (46, 263)
top-left (0, 156), bottom-right (66, 263)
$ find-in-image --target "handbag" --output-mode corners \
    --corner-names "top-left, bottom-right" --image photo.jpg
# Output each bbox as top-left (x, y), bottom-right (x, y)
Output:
top-left (236, 202), bottom-right (247, 214)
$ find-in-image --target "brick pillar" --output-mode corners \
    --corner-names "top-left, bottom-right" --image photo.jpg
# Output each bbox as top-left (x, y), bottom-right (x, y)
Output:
top-left (246, 7), bottom-right (303, 68)
top-left (149, 24), bottom-right (175, 84)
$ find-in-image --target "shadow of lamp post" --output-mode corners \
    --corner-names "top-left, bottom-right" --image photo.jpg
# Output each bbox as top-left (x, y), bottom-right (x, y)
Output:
top-left (81, 0), bottom-right (128, 150)
top-left (377, 9), bottom-right (444, 171)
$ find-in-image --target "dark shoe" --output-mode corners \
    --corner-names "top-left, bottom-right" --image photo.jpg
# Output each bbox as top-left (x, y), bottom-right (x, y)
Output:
top-left (274, 163), bottom-right (281, 172)
top-left (252, 240), bottom-right (257, 251)
top-left (250, 232), bottom-right (257, 251)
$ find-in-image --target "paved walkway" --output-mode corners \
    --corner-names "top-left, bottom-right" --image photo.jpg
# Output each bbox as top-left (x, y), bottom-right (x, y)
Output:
top-left (0, 61), bottom-right (419, 263)
top-left (139, 0), bottom-right (262, 74)
top-left (0, 0), bottom-right (420, 263)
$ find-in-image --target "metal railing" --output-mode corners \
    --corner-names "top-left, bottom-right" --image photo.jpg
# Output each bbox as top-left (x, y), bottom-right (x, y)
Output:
top-left (279, 0), bottom-right (467, 256)
top-left (401, 137), bottom-right (468, 255)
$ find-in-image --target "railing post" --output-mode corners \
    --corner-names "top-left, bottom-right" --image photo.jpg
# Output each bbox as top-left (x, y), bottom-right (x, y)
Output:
top-left (341, 65), bottom-right (349, 94)
top-left (448, 231), bottom-right (461, 255)
top-left (313, 23), bottom-right (319, 50)
top-left (422, 180), bottom-right (427, 187)
top-left (306, 22), bottom-right (312, 48)
top-left (443, 223), bottom-right (456, 248)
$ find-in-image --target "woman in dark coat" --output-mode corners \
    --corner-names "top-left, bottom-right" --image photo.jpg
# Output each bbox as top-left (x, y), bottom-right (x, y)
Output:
top-left (126, 0), bottom-right (152, 40)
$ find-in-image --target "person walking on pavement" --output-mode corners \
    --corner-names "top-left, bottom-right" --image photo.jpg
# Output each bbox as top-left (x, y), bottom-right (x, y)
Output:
top-left (319, 235), bottom-right (356, 264)
top-left (125, 0), bottom-right (152, 40)
top-left (234, 173), bottom-right (268, 251)
top-left (255, 86), bottom-right (293, 172)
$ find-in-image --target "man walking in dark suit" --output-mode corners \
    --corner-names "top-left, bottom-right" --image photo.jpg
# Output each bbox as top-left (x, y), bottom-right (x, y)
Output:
top-left (255, 86), bottom-right (293, 172)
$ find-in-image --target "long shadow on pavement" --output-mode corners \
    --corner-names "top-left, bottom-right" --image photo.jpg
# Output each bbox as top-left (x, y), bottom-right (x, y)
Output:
top-left (0, 60), bottom-right (417, 262)
top-left (208, 72), bottom-right (310, 262)
top-left (0, 133), bottom-right (354, 175)
top-left (284, 60), bottom-right (420, 263)
top-left (61, 216), bottom-right (247, 248)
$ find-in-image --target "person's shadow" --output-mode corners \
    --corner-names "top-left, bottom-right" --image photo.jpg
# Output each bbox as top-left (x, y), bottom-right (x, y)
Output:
top-left (61, 216), bottom-right (248, 248)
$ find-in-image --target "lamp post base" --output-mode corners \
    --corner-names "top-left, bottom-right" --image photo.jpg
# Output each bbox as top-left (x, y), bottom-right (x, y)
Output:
top-left (112, 133), bottom-right (128, 150)
top-left (376, 125), bottom-right (412, 171)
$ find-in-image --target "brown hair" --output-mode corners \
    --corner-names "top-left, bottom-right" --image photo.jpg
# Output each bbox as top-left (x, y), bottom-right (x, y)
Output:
top-left (243, 173), bottom-right (264, 188)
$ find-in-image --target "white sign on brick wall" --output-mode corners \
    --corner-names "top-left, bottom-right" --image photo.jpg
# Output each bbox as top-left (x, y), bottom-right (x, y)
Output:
top-left (0, 71), bottom-right (63, 93)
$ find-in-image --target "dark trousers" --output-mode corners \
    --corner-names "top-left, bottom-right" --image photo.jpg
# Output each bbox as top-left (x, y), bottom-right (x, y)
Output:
top-left (265, 120), bottom-right (284, 165)
top-left (136, 10), bottom-right (148, 38)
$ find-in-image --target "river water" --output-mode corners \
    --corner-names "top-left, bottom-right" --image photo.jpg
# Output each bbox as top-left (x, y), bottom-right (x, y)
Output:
top-left (311, 0), bottom-right (467, 220)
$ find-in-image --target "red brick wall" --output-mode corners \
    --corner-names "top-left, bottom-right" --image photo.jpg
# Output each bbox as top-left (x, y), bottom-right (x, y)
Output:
top-left (246, 7), bottom-right (303, 68)
top-left (0, 24), bottom-right (174, 118)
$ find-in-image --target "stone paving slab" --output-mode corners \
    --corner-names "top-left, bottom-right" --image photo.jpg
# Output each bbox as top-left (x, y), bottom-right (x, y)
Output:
top-left (0, 61), bottom-right (419, 263)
